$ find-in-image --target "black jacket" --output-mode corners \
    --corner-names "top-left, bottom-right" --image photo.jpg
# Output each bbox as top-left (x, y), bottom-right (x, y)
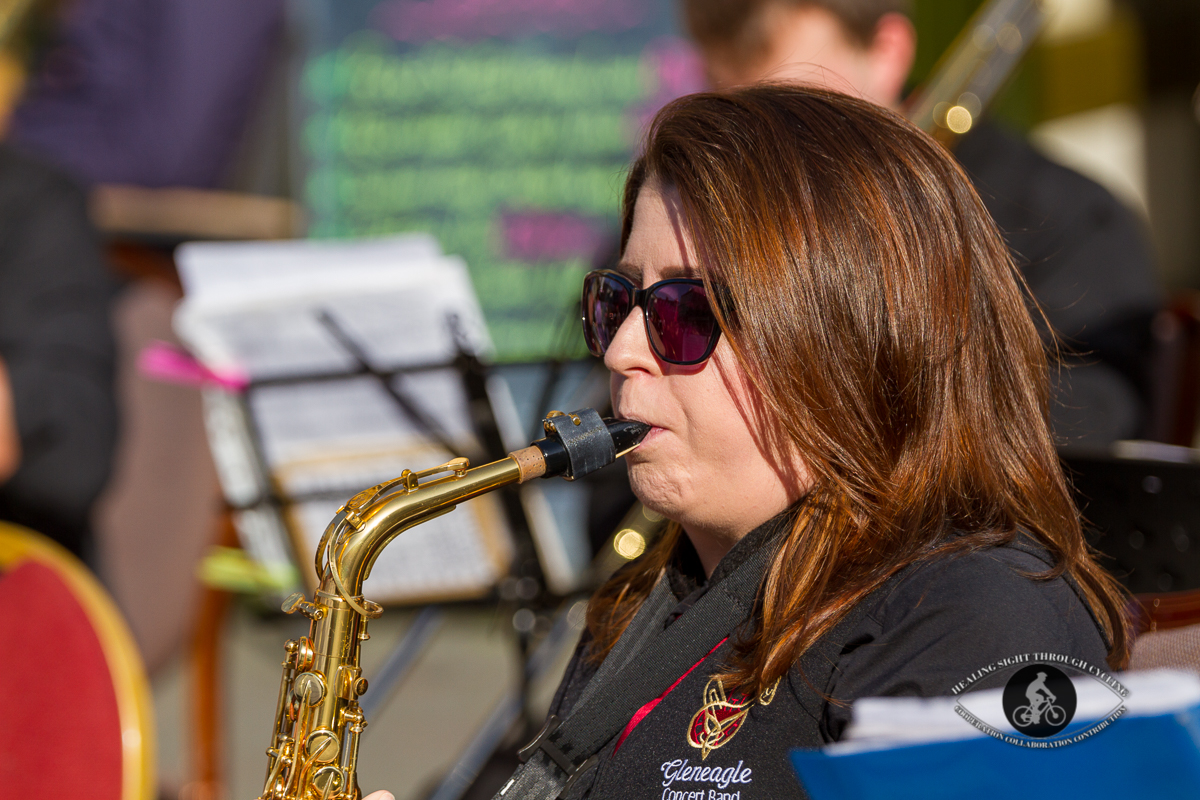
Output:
top-left (0, 145), bottom-right (118, 558)
top-left (550, 519), bottom-right (1110, 799)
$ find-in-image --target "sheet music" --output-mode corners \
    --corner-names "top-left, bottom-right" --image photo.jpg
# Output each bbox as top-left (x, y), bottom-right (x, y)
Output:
top-left (176, 234), bottom-right (443, 305)
top-left (248, 370), bottom-right (476, 473)
top-left (176, 236), bottom-right (514, 604)
top-left (176, 238), bottom-right (491, 378)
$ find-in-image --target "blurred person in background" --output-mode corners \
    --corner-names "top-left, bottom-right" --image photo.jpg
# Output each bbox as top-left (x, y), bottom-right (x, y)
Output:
top-left (0, 0), bottom-right (283, 563)
top-left (0, 0), bottom-right (117, 561)
top-left (8, 0), bottom-right (284, 189)
top-left (681, 0), bottom-right (1163, 447)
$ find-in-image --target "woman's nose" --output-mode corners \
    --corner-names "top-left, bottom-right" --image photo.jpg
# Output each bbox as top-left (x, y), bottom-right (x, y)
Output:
top-left (603, 307), bottom-right (656, 374)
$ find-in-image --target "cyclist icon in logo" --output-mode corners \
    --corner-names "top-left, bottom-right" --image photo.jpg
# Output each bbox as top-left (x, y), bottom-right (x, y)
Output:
top-left (1013, 671), bottom-right (1066, 728)
top-left (1002, 663), bottom-right (1076, 737)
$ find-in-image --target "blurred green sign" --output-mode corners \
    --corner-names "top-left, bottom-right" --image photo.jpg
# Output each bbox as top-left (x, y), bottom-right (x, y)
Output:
top-left (301, 0), bottom-right (701, 361)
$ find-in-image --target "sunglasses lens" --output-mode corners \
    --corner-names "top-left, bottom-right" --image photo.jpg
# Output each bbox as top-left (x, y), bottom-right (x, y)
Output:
top-left (582, 273), bottom-right (631, 357)
top-left (646, 283), bottom-right (718, 364)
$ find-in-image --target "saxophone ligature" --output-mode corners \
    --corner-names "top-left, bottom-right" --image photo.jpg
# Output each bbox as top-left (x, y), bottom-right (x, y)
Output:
top-left (257, 408), bottom-right (649, 800)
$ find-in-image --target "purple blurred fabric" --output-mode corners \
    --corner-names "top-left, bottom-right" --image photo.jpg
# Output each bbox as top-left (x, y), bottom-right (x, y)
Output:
top-left (9, 0), bottom-right (283, 188)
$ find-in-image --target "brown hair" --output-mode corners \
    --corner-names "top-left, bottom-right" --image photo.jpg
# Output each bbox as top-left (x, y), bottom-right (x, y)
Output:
top-left (684, 0), bottom-right (909, 64)
top-left (586, 85), bottom-right (1130, 694)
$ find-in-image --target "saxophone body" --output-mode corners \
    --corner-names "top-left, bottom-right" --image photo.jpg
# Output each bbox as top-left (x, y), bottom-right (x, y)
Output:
top-left (257, 409), bottom-right (649, 800)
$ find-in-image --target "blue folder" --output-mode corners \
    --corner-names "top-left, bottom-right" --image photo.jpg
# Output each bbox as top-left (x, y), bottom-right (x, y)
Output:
top-left (790, 706), bottom-right (1200, 800)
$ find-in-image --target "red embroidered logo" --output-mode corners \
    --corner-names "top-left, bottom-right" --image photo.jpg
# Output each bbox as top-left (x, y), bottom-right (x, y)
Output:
top-left (686, 677), bottom-right (779, 760)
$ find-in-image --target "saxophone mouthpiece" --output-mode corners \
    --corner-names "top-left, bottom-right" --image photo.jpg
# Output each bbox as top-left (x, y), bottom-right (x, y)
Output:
top-left (605, 418), bottom-right (652, 457)
top-left (509, 409), bottom-right (651, 482)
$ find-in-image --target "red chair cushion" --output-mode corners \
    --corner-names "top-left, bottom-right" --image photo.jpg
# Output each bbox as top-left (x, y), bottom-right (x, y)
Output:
top-left (0, 560), bottom-right (122, 800)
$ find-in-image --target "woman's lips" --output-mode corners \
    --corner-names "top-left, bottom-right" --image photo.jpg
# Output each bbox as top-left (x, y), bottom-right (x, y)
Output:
top-left (617, 412), bottom-right (656, 432)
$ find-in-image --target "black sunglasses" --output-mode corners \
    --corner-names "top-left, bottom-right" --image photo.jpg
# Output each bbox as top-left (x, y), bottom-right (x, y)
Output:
top-left (581, 270), bottom-right (722, 366)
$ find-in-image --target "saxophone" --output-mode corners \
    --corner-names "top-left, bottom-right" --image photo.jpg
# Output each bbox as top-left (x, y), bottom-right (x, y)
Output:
top-left (257, 409), bottom-right (649, 800)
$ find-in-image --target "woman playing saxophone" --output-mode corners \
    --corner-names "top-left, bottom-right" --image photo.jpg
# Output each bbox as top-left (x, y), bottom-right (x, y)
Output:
top-left (367, 84), bottom-right (1130, 799)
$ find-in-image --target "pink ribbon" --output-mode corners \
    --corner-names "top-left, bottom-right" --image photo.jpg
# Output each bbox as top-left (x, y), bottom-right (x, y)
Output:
top-left (137, 340), bottom-right (248, 391)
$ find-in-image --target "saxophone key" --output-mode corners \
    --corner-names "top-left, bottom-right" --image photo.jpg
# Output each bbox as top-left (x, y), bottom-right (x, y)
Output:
top-left (305, 728), bottom-right (341, 763)
top-left (293, 671), bottom-right (326, 706)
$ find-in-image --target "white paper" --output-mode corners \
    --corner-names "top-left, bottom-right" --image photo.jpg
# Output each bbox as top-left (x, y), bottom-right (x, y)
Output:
top-left (176, 234), bottom-right (443, 306)
top-left (175, 244), bottom-right (491, 377)
top-left (175, 236), bottom-right (513, 603)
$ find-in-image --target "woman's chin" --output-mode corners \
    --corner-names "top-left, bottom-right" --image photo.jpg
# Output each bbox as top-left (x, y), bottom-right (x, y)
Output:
top-left (627, 467), bottom-right (684, 522)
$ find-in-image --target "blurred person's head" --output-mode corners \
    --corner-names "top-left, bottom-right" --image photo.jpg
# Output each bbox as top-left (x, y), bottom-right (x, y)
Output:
top-left (0, 0), bottom-right (61, 131)
top-left (681, 0), bottom-right (916, 107)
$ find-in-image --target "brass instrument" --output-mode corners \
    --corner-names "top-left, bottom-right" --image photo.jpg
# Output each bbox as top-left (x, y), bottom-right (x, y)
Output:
top-left (256, 409), bottom-right (648, 800)
top-left (906, 0), bottom-right (1045, 145)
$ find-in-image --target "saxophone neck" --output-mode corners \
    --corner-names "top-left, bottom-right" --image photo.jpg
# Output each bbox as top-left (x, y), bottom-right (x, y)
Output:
top-left (322, 411), bottom-right (651, 601)
top-left (325, 455), bottom-right (525, 600)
